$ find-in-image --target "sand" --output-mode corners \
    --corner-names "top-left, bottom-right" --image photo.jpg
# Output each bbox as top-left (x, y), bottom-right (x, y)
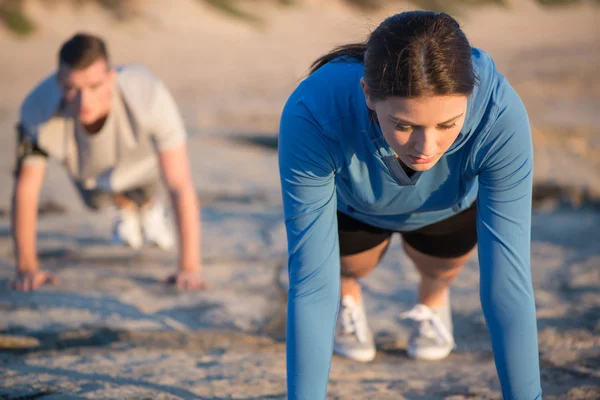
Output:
top-left (0, 0), bottom-right (598, 399)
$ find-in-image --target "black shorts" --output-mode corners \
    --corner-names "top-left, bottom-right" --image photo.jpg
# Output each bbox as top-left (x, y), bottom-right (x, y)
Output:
top-left (337, 202), bottom-right (477, 259)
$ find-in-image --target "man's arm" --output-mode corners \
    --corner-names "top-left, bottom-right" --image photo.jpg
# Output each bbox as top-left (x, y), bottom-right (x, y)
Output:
top-left (157, 143), bottom-right (205, 290)
top-left (145, 75), bottom-right (204, 289)
top-left (11, 162), bottom-right (58, 291)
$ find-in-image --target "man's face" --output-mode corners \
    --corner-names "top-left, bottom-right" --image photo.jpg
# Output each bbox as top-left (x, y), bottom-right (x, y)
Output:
top-left (58, 58), bottom-right (115, 126)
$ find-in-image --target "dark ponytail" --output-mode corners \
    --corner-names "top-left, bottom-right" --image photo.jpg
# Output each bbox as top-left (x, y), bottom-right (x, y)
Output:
top-left (309, 43), bottom-right (366, 75)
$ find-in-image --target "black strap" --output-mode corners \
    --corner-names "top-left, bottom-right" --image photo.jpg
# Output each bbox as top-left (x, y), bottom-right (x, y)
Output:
top-left (14, 123), bottom-right (48, 177)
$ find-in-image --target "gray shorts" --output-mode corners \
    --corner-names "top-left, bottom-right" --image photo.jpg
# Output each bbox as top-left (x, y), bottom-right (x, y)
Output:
top-left (75, 182), bottom-right (156, 210)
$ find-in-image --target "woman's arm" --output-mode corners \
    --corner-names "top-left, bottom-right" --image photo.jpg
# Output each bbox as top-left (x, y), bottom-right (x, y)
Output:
top-left (476, 85), bottom-right (542, 400)
top-left (279, 99), bottom-right (340, 400)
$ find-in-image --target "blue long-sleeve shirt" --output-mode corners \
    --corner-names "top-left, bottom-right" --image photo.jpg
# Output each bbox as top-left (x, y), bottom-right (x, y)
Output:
top-left (278, 48), bottom-right (542, 400)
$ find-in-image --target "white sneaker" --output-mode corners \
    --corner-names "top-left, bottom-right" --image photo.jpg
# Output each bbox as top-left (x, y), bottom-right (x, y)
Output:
top-left (333, 295), bottom-right (376, 362)
top-left (400, 303), bottom-right (455, 361)
top-left (140, 201), bottom-right (175, 251)
top-left (112, 208), bottom-right (143, 250)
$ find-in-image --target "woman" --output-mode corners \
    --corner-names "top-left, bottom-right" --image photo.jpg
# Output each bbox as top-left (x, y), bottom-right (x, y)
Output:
top-left (278, 11), bottom-right (541, 400)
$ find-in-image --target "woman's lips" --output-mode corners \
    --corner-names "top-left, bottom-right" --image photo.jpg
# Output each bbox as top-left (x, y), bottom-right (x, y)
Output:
top-left (410, 155), bottom-right (435, 164)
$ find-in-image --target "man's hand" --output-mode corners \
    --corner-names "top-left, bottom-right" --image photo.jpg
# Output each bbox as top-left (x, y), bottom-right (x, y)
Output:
top-left (164, 269), bottom-right (209, 291)
top-left (158, 144), bottom-right (205, 292)
top-left (12, 270), bottom-right (58, 292)
top-left (12, 162), bottom-right (48, 292)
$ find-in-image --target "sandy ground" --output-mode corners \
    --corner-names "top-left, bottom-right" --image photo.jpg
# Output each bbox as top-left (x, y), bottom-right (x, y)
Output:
top-left (0, 0), bottom-right (599, 399)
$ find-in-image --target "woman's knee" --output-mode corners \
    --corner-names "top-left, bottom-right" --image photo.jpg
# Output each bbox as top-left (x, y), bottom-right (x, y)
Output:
top-left (403, 241), bottom-right (472, 280)
top-left (340, 239), bottom-right (390, 278)
top-left (340, 259), bottom-right (374, 279)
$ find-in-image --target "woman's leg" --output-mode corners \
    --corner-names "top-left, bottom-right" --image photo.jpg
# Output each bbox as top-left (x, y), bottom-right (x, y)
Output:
top-left (337, 210), bottom-right (394, 300)
top-left (341, 238), bottom-right (391, 300)
top-left (401, 203), bottom-right (478, 306)
top-left (335, 212), bottom-right (394, 361)
top-left (335, 236), bottom-right (390, 362)
top-left (403, 241), bottom-right (474, 307)
top-left (399, 204), bottom-right (478, 360)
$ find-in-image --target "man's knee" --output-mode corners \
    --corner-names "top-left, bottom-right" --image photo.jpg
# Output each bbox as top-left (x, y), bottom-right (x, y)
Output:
top-left (81, 190), bottom-right (113, 211)
top-left (123, 185), bottom-right (155, 207)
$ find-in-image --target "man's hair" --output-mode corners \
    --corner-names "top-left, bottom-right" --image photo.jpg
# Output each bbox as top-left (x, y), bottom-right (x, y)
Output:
top-left (58, 33), bottom-right (109, 70)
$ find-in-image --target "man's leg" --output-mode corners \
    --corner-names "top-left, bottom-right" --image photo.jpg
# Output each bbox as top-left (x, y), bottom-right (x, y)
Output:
top-left (129, 184), bottom-right (175, 251)
top-left (73, 182), bottom-right (144, 249)
top-left (78, 182), bottom-right (150, 249)
top-left (113, 184), bottom-right (162, 249)
top-left (113, 193), bottom-right (139, 211)
top-left (75, 183), bottom-right (114, 211)
top-left (118, 184), bottom-right (156, 209)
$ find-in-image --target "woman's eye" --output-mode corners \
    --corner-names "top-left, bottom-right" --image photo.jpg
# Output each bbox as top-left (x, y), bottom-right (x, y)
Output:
top-left (438, 123), bottom-right (457, 130)
top-left (395, 125), bottom-right (412, 132)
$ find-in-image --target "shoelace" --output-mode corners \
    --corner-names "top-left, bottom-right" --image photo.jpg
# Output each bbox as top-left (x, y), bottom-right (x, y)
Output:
top-left (400, 304), bottom-right (455, 346)
top-left (340, 297), bottom-right (369, 343)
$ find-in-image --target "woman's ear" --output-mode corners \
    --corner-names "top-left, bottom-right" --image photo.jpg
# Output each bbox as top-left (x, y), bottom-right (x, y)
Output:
top-left (360, 77), bottom-right (376, 111)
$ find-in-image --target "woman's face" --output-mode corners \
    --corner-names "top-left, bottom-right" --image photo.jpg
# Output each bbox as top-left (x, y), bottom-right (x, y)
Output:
top-left (361, 78), bottom-right (468, 172)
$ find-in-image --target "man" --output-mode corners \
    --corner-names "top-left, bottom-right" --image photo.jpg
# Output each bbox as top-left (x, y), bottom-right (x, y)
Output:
top-left (11, 33), bottom-right (205, 291)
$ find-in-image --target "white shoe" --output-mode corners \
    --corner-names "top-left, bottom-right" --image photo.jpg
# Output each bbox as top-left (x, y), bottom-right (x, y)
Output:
top-left (140, 201), bottom-right (175, 251)
top-left (400, 303), bottom-right (455, 361)
top-left (333, 295), bottom-right (376, 362)
top-left (112, 208), bottom-right (143, 250)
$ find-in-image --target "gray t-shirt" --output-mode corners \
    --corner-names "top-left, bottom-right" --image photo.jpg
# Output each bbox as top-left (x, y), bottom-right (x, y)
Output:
top-left (18, 65), bottom-right (187, 193)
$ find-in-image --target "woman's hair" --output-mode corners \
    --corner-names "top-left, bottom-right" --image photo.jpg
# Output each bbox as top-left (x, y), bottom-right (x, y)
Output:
top-left (310, 11), bottom-right (476, 100)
